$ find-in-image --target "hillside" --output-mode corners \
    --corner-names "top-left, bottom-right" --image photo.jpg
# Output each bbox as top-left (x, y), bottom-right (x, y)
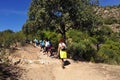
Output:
top-left (6, 44), bottom-right (120, 80)
top-left (95, 6), bottom-right (120, 32)
top-left (95, 6), bottom-right (120, 19)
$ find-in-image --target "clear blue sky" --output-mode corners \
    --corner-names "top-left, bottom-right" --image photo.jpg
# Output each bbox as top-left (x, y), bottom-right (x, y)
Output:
top-left (0, 0), bottom-right (120, 32)
top-left (99, 0), bottom-right (120, 6)
top-left (0, 0), bottom-right (31, 32)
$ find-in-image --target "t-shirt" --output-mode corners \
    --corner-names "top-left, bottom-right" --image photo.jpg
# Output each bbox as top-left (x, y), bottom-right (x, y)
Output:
top-left (59, 42), bottom-right (67, 50)
top-left (41, 41), bottom-right (45, 46)
top-left (45, 41), bottom-right (50, 47)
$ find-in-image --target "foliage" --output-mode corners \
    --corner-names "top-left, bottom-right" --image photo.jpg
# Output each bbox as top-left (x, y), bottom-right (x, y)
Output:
top-left (23, 0), bottom-right (100, 39)
top-left (103, 17), bottom-right (118, 25)
top-left (0, 30), bottom-right (15, 48)
top-left (0, 30), bottom-right (26, 48)
top-left (97, 40), bottom-right (120, 65)
top-left (66, 28), bottom-right (120, 65)
top-left (15, 31), bottom-right (26, 46)
top-left (92, 25), bottom-right (113, 44)
top-left (66, 30), bottom-right (96, 61)
top-left (110, 32), bottom-right (120, 42)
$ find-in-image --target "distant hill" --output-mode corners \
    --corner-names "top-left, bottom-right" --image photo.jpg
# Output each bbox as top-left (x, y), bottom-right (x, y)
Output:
top-left (95, 6), bottom-right (120, 32)
top-left (95, 6), bottom-right (120, 19)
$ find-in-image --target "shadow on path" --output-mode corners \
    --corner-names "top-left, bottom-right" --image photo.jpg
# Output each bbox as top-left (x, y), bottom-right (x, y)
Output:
top-left (0, 63), bottom-right (24, 80)
top-left (64, 60), bottom-right (71, 66)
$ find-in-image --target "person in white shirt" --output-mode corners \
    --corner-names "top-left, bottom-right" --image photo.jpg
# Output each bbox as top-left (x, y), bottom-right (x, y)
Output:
top-left (58, 38), bottom-right (67, 69)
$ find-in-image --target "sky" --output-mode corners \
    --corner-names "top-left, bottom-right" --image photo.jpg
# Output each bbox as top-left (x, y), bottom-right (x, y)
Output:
top-left (99, 0), bottom-right (120, 6)
top-left (0, 0), bottom-right (31, 32)
top-left (0, 0), bottom-right (120, 32)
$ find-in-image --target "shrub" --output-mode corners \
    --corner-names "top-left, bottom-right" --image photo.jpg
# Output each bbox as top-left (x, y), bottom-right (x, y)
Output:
top-left (67, 30), bottom-right (96, 61)
top-left (2, 33), bottom-right (14, 48)
top-left (103, 17), bottom-right (118, 25)
top-left (14, 31), bottom-right (26, 46)
top-left (93, 25), bottom-right (113, 45)
top-left (97, 40), bottom-right (120, 65)
top-left (110, 32), bottom-right (120, 42)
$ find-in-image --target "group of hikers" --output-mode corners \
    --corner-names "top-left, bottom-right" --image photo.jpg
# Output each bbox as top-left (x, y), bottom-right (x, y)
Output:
top-left (33, 38), bottom-right (53, 56)
top-left (33, 38), bottom-right (68, 69)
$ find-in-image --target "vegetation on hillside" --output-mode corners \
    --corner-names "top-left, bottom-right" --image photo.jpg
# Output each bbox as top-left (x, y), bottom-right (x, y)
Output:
top-left (0, 30), bottom-right (26, 49)
top-left (0, 0), bottom-right (120, 65)
top-left (0, 30), bottom-right (26, 79)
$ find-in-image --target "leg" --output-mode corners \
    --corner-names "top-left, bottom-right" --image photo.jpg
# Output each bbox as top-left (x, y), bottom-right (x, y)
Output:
top-left (61, 59), bottom-right (65, 69)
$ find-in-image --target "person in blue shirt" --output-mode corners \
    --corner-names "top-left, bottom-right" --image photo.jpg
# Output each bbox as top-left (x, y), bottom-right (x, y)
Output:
top-left (40, 39), bottom-right (45, 51)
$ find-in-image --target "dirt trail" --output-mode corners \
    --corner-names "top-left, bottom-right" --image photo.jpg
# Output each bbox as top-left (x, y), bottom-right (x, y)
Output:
top-left (10, 44), bottom-right (120, 80)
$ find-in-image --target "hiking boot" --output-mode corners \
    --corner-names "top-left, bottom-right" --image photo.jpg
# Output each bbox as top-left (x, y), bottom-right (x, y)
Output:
top-left (62, 62), bottom-right (65, 69)
top-left (62, 65), bottom-right (65, 69)
top-left (62, 66), bottom-right (65, 69)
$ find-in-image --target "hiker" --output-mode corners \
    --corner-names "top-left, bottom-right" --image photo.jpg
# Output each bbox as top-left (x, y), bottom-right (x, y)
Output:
top-left (57, 38), bottom-right (67, 69)
top-left (44, 38), bottom-right (50, 56)
top-left (40, 39), bottom-right (45, 51)
top-left (34, 38), bottom-right (39, 46)
top-left (48, 40), bottom-right (53, 57)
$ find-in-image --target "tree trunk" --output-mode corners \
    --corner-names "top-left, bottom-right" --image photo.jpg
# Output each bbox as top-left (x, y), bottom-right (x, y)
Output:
top-left (62, 31), bottom-right (66, 42)
top-left (61, 23), bottom-right (66, 43)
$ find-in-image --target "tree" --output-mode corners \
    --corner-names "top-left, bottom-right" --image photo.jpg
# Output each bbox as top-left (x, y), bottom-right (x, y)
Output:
top-left (23, 0), bottom-right (100, 40)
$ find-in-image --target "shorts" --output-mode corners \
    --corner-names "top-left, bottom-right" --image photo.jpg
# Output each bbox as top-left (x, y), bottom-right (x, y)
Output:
top-left (45, 47), bottom-right (49, 52)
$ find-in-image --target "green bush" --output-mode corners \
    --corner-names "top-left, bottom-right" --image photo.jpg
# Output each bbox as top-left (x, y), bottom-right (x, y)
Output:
top-left (103, 17), bottom-right (118, 25)
top-left (14, 31), bottom-right (26, 46)
top-left (110, 32), bottom-right (120, 42)
top-left (66, 30), bottom-right (96, 61)
top-left (2, 33), bottom-right (14, 48)
top-left (0, 30), bottom-right (26, 48)
top-left (118, 19), bottom-right (120, 24)
top-left (92, 25), bottom-right (113, 45)
top-left (100, 25), bottom-right (113, 35)
top-left (97, 40), bottom-right (120, 65)
top-left (15, 31), bottom-right (26, 42)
